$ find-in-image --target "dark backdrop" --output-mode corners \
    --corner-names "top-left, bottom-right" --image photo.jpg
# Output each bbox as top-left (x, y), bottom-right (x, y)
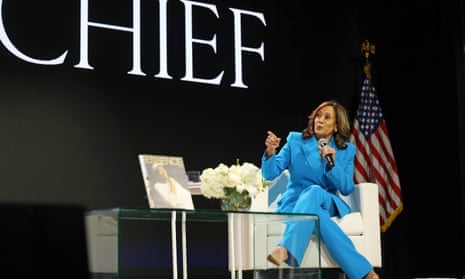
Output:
top-left (0, 0), bottom-right (463, 278)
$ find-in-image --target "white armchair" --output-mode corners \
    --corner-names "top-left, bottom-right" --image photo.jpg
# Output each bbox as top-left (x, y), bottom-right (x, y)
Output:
top-left (230, 171), bottom-right (382, 271)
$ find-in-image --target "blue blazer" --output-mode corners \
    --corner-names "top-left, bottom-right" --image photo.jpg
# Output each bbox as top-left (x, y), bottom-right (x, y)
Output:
top-left (261, 131), bottom-right (356, 218)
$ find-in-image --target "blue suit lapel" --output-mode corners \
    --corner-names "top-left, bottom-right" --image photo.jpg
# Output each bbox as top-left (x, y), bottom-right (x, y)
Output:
top-left (299, 137), bottom-right (326, 186)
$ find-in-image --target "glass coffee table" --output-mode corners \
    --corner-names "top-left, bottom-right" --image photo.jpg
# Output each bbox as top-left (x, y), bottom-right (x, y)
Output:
top-left (86, 207), bottom-right (321, 279)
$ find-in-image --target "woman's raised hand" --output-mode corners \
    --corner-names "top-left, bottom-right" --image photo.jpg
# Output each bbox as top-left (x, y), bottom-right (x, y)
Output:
top-left (265, 130), bottom-right (281, 157)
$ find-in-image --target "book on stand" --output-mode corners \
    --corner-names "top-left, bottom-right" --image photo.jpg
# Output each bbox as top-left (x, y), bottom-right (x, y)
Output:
top-left (138, 154), bottom-right (194, 210)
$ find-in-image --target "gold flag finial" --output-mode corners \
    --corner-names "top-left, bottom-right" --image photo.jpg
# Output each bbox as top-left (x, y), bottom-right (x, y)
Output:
top-left (361, 40), bottom-right (375, 80)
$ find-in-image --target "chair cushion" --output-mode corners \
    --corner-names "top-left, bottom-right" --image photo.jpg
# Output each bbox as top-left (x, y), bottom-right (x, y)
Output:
top-left (331, 212), bottom-right (364, 235)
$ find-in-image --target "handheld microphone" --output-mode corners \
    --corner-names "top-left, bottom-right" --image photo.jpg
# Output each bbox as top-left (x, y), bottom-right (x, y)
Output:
top-left (318, 138), bottom-right (335, 167)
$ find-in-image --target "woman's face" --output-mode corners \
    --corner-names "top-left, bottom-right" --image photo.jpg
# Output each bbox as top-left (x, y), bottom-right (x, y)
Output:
top-left (157, 165), bottom-right (168, 178)
top-left (313, 105), bottom-right (337, 140)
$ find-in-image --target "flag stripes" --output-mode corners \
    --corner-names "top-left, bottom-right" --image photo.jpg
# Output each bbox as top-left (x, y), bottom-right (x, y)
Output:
top-left (350, 77), bottom-right (403, 232)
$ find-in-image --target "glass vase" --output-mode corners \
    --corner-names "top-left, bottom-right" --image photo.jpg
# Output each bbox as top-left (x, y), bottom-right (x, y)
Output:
top-left (220, 197), bottom-right (251, 211)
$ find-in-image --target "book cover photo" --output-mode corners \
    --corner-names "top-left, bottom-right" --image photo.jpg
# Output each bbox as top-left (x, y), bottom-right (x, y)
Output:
top-left (138, 154), bottom-right (195, 210)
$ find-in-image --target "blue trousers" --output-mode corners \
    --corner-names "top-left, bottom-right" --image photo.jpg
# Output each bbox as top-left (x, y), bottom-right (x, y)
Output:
top-left (278, 186), bottom-right (373, 279)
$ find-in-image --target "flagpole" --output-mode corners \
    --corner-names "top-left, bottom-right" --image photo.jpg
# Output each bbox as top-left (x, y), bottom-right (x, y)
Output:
top-left (361, 39), bottom-right (375, 80)
top-left (359, 39), bottom-right (386, 277)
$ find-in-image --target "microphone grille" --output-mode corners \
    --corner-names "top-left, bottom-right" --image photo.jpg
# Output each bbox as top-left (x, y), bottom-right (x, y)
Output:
top-left (318, 138), bottom-right (327, 146)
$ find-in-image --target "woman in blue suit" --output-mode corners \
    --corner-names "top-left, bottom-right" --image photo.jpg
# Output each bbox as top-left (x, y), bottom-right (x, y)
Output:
top-left (261, 100), bottom-right (379, 279)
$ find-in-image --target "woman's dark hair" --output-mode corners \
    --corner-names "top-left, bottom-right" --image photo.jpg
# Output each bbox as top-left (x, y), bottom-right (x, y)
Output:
top-left (302, 100), bottom-right (351, 149)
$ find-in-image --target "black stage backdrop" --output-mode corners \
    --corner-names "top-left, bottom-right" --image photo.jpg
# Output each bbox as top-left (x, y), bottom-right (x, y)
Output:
top-left (0, 0), bottom-right (463, 278)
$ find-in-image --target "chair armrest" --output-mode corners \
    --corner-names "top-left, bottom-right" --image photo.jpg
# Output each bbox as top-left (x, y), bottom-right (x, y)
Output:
top-left (251, 170), bottom-right (289, 212)
top-left (352, 183), bottom-right (379, 228)
top-left (353, 182), bottom-right (382, 267)
top-left (250, 190), bottom-right (269, 211)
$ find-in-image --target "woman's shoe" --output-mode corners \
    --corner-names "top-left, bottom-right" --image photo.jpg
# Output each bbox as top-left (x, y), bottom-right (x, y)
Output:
top-left (266, 246), bottom-right (288, 266)
top-left (364, 270), bottom-right (380, 279)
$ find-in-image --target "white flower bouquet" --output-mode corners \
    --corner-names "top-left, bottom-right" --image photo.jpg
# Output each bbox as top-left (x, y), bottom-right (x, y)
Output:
top-left (200, 161), bottom-right (269, 210)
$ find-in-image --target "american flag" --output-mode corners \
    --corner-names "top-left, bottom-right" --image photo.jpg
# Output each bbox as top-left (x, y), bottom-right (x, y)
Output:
top-left (349, 76), bottom-right (403, 232)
